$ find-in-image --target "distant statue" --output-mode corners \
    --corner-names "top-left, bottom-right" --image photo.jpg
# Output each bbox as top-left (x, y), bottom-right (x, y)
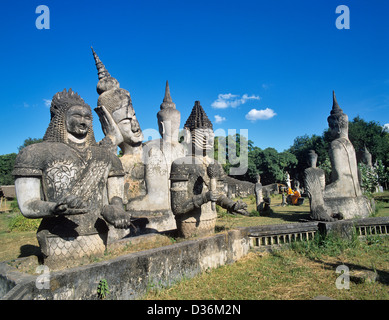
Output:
top-left (170, 101), bottom-right (248, 238)
top-left (254, 174), bottom-right (264, 212)
top-left (323, 91), bottom-right (372, 219)
top-left (285, 171), bottom-right (291, 189)
top-left (13, 89), bottom-right (131, 269)
top-left (361, 145), bottom-right (373, 168)
top-left (304, 150), bottom-right (338, 221)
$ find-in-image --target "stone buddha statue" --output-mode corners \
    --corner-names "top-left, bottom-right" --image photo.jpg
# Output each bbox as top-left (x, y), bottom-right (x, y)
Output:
top-left (323, 91), bottom-right (372, 219)
top-left (170, 101), bottom-right (248, 238)
top-left (13, 89), bottom-right (131, 269)
top-left (254, 174), bottom-right (264, 212)
top-left (361, 145), bottom-right (373, 168)
top-left (125, 81), bottom-right (187, 230)
top-left (92, 48), bottom-right (145, 205)
top-left (92, 49), bottom-right (188, 232)
top-left (304, 150), bottom-right (338, 221)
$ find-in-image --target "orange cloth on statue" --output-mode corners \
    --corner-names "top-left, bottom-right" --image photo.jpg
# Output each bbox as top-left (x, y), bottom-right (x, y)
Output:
top-left (291, 190), bottom-right (301, 205)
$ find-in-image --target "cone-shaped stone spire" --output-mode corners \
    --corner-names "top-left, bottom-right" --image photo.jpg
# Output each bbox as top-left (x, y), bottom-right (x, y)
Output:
top-left (331, 90), bottom-right (343, 115)
top-left (184, 101), bottom-right (213, 131)
top-left (91, 47), bottom-right (120, 95)
top-left (91, 47), bottom-right (111, 80)
top-left (160, 80), bottom-right (176, 110)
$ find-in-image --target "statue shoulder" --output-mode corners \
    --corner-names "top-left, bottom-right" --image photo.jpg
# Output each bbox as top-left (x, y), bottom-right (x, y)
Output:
top-left (171, 156), bottom-right (204, 181)
top-left (13, 141), bottom-right (63, 177)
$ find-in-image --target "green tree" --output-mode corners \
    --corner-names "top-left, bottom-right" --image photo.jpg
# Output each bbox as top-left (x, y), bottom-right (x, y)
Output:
top-left (18, 137), bottom-right (43, 151)
top-left (243, 147), bottom-right (297, 185)
top-left (288, 134), bottom-right (329, 179)
top-left (0, 138), bottom-right (43, 185)
top-left (213, 133), bottom-right (254, 177)
top-left (347, 116), bottom-right (389, 168)
top-left (0, 153), bottom-right (17, 185)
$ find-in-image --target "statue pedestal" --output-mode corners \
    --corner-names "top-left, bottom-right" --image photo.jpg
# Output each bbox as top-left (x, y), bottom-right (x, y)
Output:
top-left (38, 232), bottom-right (108, 270)
top-left (324, 196), bottom-right (373, 220)
top-left (130, 209), bottom-right (177, 234)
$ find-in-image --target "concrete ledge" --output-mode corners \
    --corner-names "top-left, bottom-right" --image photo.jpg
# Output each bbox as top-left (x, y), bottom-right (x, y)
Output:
top-left (0, 228), bottom-right (249, 300)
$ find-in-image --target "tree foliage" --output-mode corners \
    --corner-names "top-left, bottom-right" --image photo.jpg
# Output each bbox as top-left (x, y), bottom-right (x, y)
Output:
top-left (0, 153), bottom-right (17, 185)
top-left (0, 138), bottom-right (43, 185)
top-left (18, 137), bottom-right (43, 151)
top-left (214, 135), bottom-right (298, 185)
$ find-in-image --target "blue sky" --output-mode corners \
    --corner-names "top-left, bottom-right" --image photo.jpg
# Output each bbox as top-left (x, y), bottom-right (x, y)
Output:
top-left (0, 0), bottom-right (388, 155)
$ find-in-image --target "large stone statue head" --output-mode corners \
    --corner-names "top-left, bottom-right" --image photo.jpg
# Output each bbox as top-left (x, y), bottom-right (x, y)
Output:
top-left (92, 48), bottom-right (143, 146)
top-left (307, 150), bottom-right (318, 168)
top-left (157, 81), bottom-right (181, 142)
top-left (184, 101), bottom-right (214, 156)
top-left (327, 91), bottom-right (349, 140)
top-left (43, 88), bottom-right (96, 145)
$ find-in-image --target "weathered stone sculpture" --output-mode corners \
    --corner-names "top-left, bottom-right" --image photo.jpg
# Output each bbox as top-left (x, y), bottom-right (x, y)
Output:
top-left (126, 80), bottom-right (187, 230)
top-left (13, 89), bottom-right (130, 269)
top-left (170, 101), bottom-right (248, 238)
top-left (285, 171), bottom-right (291, 189)
top-left (92, 49), bottom-right (188, 231)
top-left (254, 174), bottom-right (264, 212)
top-left (92, 48), bottom-right (145, 206)
top-left (323, 91), bottom-right (372, 219)
top-left (361, 145), bottom-right (373, 168)
top-left (304, 150), bottom-right (337, 221)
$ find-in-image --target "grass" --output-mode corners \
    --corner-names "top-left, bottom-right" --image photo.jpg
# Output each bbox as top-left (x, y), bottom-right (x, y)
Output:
top-left (143, 234), bottom-right (389, 300)
top-left (142, 191), bottom-right (389, 300)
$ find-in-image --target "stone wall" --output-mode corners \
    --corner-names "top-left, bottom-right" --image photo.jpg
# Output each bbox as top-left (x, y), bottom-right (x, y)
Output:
top-left (0, 229), bottom-right (250, 300)
top-left (224, 176), bottom-right (255, 198)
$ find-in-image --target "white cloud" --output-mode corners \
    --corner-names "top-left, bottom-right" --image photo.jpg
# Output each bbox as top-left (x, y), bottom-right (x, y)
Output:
top-left (383, 123), bottom-right (389, 132)
top-left (43, 99), bottom-right (51, 108)
top-left (23, 102), bottom-right (30, 108)
top-left (211, 93), bottom-right (260, 109)
top-left (245, 108), bottom-right (277, 121)
top-left (214, 115), bottom-right (226, 124)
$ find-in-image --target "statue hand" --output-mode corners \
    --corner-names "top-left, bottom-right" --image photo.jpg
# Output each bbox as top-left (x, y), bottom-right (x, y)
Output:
top-left (102, 204), bottom-right (131, 229)
top-left (54, 195), bottom-right (89, 215)
top-left (230, 200), bottom-right (249, 216)
top-left (95, 105), bottom-right (123, 146)
top-left (205, 190), bottom-right (219, 203)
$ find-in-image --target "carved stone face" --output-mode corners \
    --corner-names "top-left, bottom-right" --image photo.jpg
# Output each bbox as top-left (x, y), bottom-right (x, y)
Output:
top-left (66, 105), bottom-right (92, 139)
top-left (112, 102), bottom-right (143, 145)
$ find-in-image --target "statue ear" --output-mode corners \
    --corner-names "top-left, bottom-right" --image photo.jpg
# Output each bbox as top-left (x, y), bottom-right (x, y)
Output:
top-left (161, 121), bottom-right (166, 135)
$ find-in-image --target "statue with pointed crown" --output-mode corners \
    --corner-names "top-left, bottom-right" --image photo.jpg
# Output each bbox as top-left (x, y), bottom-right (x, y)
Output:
top-left (92, 49), bottom-right (188, 232)
top-left (12, 88), bottom-right (131, 269)
top-left (170, 101), bottom-right (248, 238)
top-left (304, 150), bottom-right (340, 221)
top-left (91, 47), bottom-right (146, 208)
top-left (123, 80), bottom-right (187, 231)
top-left (322, 91), bottom-right (372, 219)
